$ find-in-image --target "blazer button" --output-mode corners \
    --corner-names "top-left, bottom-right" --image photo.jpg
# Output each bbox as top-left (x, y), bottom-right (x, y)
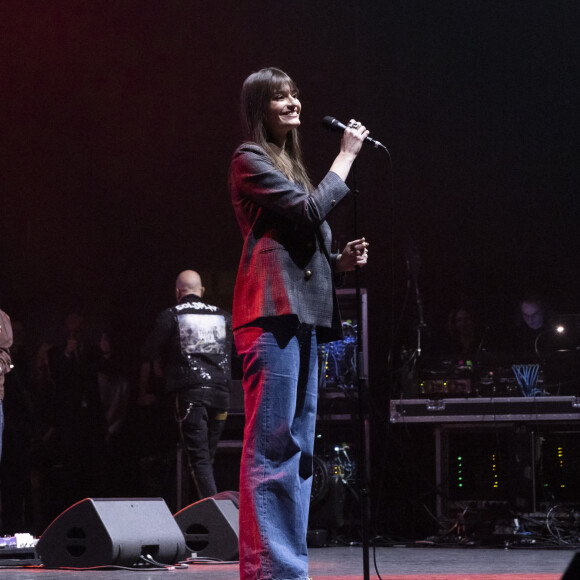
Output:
top-left (304, 269), bottom-right (312, 281)
top-left (331, 199), bottom-right (336, 206)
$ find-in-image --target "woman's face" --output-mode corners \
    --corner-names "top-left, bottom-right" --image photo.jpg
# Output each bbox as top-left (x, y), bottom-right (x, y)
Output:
top-left (265, 84), bottom-right (301, 145)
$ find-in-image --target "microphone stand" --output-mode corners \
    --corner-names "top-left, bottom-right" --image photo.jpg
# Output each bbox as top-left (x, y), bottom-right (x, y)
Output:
top-left (407, 239), bottom-right (426, 358)
top-left (348, 159), bottom-right (371, 580)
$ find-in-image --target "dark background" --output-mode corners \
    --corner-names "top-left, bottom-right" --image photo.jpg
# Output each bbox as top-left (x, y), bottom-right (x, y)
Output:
top-left (1, 1), bottom-right (579, 536)
top-left (2, 1), bottom-right (580, 350)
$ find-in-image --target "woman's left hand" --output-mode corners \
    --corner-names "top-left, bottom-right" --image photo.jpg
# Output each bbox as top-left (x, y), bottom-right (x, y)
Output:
top-left (336, 237), bottom-right (369, 272)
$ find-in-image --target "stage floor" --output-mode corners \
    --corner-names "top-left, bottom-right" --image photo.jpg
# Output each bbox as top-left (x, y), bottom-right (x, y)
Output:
top-left (0, 545), bottom-right (576, 580)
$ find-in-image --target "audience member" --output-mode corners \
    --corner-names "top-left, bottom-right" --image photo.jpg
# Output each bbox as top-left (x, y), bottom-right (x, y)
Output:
top-left (34, 312), bottom-right (112, 523)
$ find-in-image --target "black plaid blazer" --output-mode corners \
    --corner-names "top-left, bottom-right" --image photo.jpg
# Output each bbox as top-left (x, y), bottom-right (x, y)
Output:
top-left (229, 143), bottom-right (350, 343)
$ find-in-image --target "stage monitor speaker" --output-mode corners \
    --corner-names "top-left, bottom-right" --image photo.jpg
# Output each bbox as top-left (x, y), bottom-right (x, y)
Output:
top-left (36, 497), bottom-right (188, 568)
top-left (562, 552), bottom-right (580, 579)
top-left (174, 494), bottom-right (239, 561)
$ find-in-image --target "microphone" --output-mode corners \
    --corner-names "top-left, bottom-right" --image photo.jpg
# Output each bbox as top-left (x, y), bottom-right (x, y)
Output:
top-left (322, 116), bottom-right (388, 151)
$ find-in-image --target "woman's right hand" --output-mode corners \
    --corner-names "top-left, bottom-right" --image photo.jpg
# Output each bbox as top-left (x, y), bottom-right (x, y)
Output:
top-left (341, 119), bottom-right (369, 157)
top-left (330, 119), bottom-right (370, 181)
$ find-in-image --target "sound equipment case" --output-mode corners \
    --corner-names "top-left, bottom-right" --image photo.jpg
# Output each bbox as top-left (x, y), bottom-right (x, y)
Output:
top-left (390, 396), bottom-right (580, 424)
top-left (389, 396), bottom-right (580, 517)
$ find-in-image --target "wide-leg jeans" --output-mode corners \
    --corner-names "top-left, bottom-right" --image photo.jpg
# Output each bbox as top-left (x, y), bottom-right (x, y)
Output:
top-left (235, 317), bottom-right (317, 580)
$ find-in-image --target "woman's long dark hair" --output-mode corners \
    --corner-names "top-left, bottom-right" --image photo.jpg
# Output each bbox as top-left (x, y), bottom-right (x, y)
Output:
top-left (240, 67), bottom-right (313, 191)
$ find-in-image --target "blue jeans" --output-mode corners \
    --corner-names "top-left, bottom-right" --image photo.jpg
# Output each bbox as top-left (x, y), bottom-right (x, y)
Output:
top-left (235, 317), bottom-right (318, 580)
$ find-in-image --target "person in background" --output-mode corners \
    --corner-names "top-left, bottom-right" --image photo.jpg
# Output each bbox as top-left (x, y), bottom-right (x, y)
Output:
top-left (443, 305), bottom-right (487, 359)
top-left (0, 319), bottom-right (35, 534)
top-left (36, 313), bottom-right (109, 520)
top-left (0, 308), bottom-right (13, 463)
top-left (507, 294), bottom-right (549, 354)
top-left (145, 270), bottom-right (233, 501)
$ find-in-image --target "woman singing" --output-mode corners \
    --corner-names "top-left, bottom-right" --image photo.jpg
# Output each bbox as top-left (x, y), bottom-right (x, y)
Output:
top-left (230, 67), bottom-right (369, 580)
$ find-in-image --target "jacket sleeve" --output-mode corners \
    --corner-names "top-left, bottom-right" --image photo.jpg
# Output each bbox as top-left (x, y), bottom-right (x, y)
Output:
top-left (0, 309), bottom-right (13, 378)
top-left (230, 145), bottom-right (350, 226)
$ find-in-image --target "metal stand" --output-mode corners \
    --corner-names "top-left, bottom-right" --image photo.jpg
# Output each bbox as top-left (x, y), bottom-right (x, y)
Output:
top-left (349, 159), bottom-right (371, 580)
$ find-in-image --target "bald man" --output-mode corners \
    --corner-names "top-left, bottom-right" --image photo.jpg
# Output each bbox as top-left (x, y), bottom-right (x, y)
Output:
top-left (146, 270), bottom-right (233, 500)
